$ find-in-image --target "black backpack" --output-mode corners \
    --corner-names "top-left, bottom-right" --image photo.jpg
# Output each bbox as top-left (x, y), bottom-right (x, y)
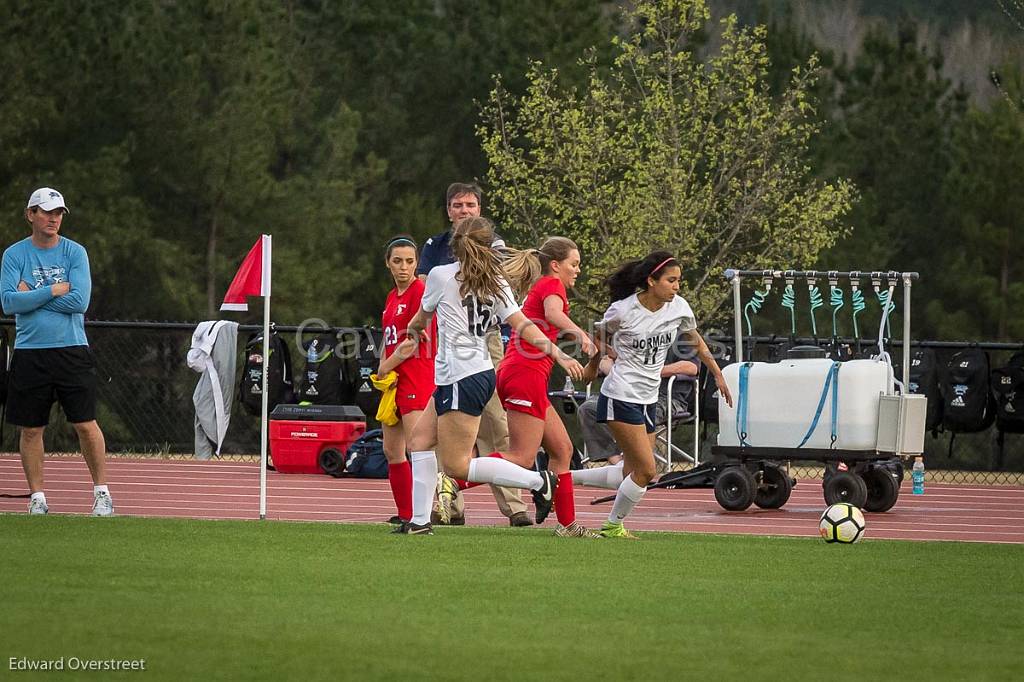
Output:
top-left (239, 329), bottom-right (294, 416)
top-left (352, 327), bottom-right (384, 425)
top-left (941, 348), bottom-right (995, 456)
top-left (297, 333), bottom-right (347, 405)
top-left (901, 347), bottom-right (943, 434)
top-left (341, 429), bottom-right (389, 478)
top-left (991, 351), bottom-right (1024, 465)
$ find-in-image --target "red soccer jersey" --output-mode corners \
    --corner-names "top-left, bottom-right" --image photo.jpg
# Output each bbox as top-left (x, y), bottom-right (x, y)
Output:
top-left (500, 275), bottom-right (568, 377)
top-left (382, 279), bottom-right (436, 406)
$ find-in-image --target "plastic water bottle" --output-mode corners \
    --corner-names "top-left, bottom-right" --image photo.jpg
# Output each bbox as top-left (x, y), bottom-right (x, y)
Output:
top-left (912, 457), bottom-right (925, 495)
top-left (562, 376), bottom-right (576, 414)
top-left (307, 341), bottom-right (317, 364)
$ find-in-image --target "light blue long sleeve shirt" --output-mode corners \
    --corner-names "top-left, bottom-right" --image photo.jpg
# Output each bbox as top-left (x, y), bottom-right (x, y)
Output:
top-left (1, 236), bottom-right (91, 348)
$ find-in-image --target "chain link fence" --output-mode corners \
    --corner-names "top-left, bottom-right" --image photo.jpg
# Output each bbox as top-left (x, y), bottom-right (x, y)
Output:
top-left (0, 321), bottom-right (1021, 485)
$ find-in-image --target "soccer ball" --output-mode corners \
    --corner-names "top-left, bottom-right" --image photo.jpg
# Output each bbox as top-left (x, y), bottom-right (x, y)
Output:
top-left (818, 503), bottom-right (866, 543)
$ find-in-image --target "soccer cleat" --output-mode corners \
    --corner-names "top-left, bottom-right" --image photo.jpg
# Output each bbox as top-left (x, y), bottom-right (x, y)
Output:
top-left (555, 522), bottom-right (601, 538)
top-left (92, 491), bottom-right (114, 517)
top-left (508, 511), bottom-right (533, 527)
top-left (531, 470), bottom-right (558, 524)
top-left (599, 521), bottom-right (638, 539)
top-left (406, 522), bottom-right (434, 535)
top-left (28, 497), bottom-right (48, 515)
top-left (435, 473), bottom-right (458, 525)
top-left (387, 515), bottom-right (406, 525)
top-left (390, 521), bottom-right (410, 534)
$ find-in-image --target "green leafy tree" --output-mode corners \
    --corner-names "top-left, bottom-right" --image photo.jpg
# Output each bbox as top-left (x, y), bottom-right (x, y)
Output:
top-left (479, 0), bottom-right (854, 324)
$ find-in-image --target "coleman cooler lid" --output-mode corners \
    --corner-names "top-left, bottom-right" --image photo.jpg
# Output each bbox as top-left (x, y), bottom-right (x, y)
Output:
top-left (269, 404), bottom-right (366, 421)
top-left (786, 345), bottom-right (828, 360)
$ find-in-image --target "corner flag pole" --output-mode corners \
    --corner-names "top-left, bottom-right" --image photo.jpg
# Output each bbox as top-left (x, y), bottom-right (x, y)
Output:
top-left (219, 233), bottom-right (273, 520)
top-left (259, 235), bottom-right (272, 520)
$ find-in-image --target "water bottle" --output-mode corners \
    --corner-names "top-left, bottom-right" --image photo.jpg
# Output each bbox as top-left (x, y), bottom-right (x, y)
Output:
top-left (912, 457), bottom-right (925, 495)
top-left (307, 340), bottom-right (317, 365)
top-left (562, 376), bottom-right (576, 414)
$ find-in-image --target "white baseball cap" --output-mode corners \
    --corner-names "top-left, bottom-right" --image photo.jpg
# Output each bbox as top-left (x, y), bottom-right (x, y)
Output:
top-left (26, 187), bottom-right (69, 214)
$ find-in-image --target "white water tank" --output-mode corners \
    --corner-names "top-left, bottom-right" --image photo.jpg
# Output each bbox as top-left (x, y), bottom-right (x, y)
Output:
top-left (717, 358), bottom-right (893, 450)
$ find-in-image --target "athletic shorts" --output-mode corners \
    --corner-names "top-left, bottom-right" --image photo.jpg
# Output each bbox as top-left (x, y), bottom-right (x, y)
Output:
top-left (395, 373), bottom-right (433, 415)
top-left (6, 346), bottom-right (98, 427)
top-left (596, 394), bottom-right (657, 434)
top-left (434, 369), bottom-right (496, 418)
top-left (496, 367), bottom-right (550, 420)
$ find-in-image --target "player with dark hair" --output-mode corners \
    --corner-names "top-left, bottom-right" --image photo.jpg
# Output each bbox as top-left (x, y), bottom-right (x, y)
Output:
top-left (374, 236), bottom-right (436, 527)
top-left (587, 251), bottom-right (731, 538)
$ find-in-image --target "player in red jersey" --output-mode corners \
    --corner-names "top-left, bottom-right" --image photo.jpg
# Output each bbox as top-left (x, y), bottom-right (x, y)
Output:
top-left (479, 237), bottom-right (599, 537)
top-left (375, 236), bottom-right (436, 527)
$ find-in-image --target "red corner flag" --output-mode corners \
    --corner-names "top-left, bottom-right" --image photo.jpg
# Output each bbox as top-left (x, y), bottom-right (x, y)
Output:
top-left (221, 235), bottom-right (272, 311)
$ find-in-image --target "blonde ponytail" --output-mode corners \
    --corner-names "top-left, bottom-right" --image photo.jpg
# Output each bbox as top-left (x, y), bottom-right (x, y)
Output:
top-left (501, 248), bottom-right (542, 300)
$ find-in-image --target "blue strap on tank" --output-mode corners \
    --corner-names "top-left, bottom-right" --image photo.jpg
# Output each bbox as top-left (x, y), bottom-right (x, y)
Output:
top-left (737, 362), bottom-right (754, 446)
top-left (797, 361), bottom-right (841, 448)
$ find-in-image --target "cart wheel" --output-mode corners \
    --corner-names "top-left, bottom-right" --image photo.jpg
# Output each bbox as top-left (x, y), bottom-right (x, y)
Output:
top-left (894, 460), bottom-right (905, 484)
top-left (823, 470), bottom-right (868, 508)
top-left (862, 467), bottom-right (900, 512)
top-left (318, 448), bottom-right (345, 476)
top-left (754, 464), bottom-right (793, 509)
top-left (714, 467), bottom-right (756, 511)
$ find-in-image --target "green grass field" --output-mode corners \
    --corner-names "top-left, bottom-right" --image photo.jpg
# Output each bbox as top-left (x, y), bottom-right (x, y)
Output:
top-left (1, 516), bottom-right (1022, 681)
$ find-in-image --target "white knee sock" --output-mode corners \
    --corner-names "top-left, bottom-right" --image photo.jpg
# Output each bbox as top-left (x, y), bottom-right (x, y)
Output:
top-left (571, 461), bottom-right (624, 489)
top-left (608, 473), bottom-right (646, 524)
top-left (410, 451), bottom-right (437, 525)
top-left (468, 457), bottom-right (543, 490)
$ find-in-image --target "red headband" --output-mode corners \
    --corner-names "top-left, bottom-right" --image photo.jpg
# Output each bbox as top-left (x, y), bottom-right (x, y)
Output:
top-left (650, 257), bottom-right (676, 277)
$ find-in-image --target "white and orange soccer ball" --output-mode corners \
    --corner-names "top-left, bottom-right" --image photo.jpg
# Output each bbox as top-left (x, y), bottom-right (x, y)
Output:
top-left (819, 503), bottom-right (866, 543)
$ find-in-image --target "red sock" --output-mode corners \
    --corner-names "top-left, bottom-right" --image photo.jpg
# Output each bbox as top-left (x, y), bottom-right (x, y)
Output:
top-left (458, 452), bottom-right (507, 490)
top-left (388, 461), bottom-right (412, 520)
top-left (555, 472), bottom-right (575, 526)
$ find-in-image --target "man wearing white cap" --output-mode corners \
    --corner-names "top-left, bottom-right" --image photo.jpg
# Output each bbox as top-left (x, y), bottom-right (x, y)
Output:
top-left (0, 187), bottom-right (113, 516)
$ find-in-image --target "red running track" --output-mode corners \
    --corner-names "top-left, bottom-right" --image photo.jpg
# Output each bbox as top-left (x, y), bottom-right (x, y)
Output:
top-left (1, 455), bottom-right (1023, 544)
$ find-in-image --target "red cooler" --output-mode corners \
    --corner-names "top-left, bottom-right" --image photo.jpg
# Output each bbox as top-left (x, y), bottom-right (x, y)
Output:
top-left (268, 404), bottom-right (366, 474)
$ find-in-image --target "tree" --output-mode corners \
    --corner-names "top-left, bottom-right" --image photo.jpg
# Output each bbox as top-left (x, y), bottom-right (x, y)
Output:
top-left (932, 66), bottom-right (1024, 341)
top-left (479, 0), bottom-right (854, 325)
top-left (815, 22), bottom-right (965, 278)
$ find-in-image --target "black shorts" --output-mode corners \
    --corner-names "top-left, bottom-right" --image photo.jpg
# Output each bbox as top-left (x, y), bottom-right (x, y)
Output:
top-left (434, 370), bottom-right (496, 418)
top-left (596, 394), bottom-right (657, 434)
top-left (6, 347), bottom-right (98, 427)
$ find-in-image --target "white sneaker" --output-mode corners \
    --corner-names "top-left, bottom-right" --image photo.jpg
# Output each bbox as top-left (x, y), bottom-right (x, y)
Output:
top-left (28, 497), bottom-right (48, 515)
top-left (92, 491), bottom-right (114, 517)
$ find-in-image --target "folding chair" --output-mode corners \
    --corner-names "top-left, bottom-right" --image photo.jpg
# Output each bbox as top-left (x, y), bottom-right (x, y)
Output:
top-left (655, 374), bottom-right (700, 471)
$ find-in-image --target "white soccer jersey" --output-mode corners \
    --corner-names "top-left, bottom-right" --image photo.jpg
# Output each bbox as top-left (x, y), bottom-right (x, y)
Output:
top-left (597, 294), bottom-right (697, 404)
top-left (421, 262), bottom-right (521, 385)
